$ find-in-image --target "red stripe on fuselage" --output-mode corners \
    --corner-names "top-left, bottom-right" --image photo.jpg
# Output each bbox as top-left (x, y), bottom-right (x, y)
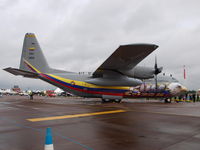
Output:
top-left (40, 73), bottom-right (123, 96)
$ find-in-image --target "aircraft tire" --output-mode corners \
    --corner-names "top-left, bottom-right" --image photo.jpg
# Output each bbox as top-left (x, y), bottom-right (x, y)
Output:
top-left (114, 99), bottom-right (122, 103)
top-left (165, 98), bottom-right (171, 103)
top-left (102, 98), bottom-right (110, 103)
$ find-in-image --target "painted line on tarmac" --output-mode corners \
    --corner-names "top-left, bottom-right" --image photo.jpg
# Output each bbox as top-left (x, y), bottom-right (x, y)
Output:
top-left (0, 118), bottom-right (94, 150)
top-left (27, 109), bottom-right (126, 122)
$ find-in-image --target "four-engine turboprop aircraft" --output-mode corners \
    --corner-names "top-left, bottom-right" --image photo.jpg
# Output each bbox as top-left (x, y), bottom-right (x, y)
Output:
top-left (4, 33), bottom-right (187, 103)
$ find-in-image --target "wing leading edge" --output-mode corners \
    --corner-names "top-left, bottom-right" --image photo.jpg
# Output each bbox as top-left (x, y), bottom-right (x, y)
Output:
top-left (93, 43), bottom-right (158, 77)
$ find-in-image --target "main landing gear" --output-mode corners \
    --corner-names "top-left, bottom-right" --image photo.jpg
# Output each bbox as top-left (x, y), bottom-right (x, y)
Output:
top-left (102, 98), bottom-right (122, 103)
top-left (164, 98), bottom-right (172, 103)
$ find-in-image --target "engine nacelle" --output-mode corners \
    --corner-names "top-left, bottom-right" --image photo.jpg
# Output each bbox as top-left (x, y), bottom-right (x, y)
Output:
top-left (120, 66), bottom-right (161, 79)
top-left (85, 77), bottom-right (142, 86)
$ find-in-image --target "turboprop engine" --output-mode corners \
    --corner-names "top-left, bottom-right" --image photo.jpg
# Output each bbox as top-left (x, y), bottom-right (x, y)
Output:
top-left (86, 76), bottom-right (142, 86)
top-left (120, 66), bottom-right (162, 79)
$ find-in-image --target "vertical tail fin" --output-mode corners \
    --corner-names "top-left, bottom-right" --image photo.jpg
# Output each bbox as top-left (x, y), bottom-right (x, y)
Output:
top-left (4, 33), bottom-right (71, 77)
top-left (19, 33), bottom-right (50, 73)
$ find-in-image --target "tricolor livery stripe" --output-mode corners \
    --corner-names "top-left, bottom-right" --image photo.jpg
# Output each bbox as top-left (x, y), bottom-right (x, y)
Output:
top-left (23, 60), bottom-right (172, 98)
top-left (40, 73), bottom-right (127, 96)
top-left (23, 59), bottom-right (41, 73)
top-left (23, 60), bottom-right (129, 96)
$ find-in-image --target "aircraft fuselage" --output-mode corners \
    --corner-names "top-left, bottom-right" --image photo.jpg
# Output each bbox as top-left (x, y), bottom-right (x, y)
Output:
top-left (38, 72), bottom-right (186, 100)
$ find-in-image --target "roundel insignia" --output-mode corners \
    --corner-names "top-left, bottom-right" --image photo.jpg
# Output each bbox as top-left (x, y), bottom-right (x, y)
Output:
top-left (70, 81), bottom-right (75, 85)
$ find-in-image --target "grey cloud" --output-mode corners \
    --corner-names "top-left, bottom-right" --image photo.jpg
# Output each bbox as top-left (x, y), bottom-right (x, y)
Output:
top-left (0, 0), bottom-right (200, 90)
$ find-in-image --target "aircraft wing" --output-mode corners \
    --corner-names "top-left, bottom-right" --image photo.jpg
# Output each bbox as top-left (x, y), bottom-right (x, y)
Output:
top-left (93, 43), bottom-right (158, 77)
top-left (3, 67), bottom-right (39, 78)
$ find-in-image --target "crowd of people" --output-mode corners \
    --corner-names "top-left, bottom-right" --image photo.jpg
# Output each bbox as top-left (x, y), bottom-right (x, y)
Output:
top-left (174, 93), bottom-right (200, 102)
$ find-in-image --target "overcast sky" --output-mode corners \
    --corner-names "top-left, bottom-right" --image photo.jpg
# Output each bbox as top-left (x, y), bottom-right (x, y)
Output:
top-left (0, 0), bottom-right (199, 90)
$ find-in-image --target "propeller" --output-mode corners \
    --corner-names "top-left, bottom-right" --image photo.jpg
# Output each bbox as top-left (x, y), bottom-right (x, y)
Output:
top-left (154, 56), bottom-right (163, 91)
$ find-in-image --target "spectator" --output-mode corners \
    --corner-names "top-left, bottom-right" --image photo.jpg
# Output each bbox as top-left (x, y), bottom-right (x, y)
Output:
top-left (192, 93), bottom-right (196, 102)
top-left (29, 91), bottom-right (34, 100)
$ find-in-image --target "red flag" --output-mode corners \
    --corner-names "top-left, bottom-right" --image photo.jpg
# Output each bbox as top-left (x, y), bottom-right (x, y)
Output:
top-left (183, 65), bottom-right (186, 79)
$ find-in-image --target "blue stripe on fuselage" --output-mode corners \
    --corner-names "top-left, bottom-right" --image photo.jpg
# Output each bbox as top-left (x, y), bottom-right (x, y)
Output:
top-left (43, 74), bottom-right (128, 93)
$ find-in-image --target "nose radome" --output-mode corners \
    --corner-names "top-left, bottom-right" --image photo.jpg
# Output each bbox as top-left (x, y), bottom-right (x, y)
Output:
top-left (168, 83), bottom-right (187, 95)
top-left (168, 83), bottom-right (179, 90)
top-left (181, 86), bottom-right (188, 92)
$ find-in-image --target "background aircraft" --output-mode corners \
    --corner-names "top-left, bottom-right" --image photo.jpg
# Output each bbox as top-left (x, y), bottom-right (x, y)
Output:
top-left (4, 33), bottom-right (187, 103)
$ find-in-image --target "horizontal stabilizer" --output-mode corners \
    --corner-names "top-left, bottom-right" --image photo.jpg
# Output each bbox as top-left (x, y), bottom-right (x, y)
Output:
top-left (3, 67), bottom-right (39, 78)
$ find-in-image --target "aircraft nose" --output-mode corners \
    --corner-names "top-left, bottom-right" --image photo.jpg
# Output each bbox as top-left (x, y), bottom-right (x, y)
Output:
top-left (168, 83), bottom-right (187, 95)
top-left (175, 85), bottom-right (188, 95)
top-left (181, 86), bottom-right (188, 92)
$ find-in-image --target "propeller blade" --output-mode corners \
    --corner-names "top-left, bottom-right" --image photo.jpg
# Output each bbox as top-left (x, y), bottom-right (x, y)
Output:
top-left (154, 56), bottom-right (159, 91)
top-left (154, 56), bottom-right (163, 75)
top-left (154, 55), bottom-right (158, 70)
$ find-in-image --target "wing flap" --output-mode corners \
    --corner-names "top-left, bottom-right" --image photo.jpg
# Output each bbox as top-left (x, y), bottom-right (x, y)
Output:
top-left (3, 67), bottom-right (39, 78)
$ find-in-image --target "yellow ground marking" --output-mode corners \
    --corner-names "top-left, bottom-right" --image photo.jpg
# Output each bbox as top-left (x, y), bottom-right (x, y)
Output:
top-left (27, 109), bottom-right (126, 122)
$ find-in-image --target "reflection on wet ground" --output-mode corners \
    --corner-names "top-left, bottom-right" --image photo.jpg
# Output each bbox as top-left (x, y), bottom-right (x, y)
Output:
top-left (1, 96), bottom-right (200, 150)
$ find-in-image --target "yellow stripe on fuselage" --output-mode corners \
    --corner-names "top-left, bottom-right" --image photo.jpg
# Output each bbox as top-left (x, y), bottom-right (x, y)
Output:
top-left (23, 60), bottom-right (131, 90)
top-left (48, 74), bottom-right (130, 90)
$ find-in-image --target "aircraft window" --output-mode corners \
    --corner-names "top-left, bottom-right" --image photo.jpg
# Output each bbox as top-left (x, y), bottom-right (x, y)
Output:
top-left (79, 72), bottom-right (92, 75)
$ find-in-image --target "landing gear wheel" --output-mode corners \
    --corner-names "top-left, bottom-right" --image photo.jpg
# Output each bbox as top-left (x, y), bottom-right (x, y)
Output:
top-left (102, 98), bottom-right (110, 103)
top-left (114, 99), bottom-right (121, 103)
top-left (165, 98), bottom-right (171, 103)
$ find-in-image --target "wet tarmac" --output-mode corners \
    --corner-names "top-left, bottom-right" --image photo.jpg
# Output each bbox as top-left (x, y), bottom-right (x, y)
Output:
top-left (1, 96), bottom-right (200, 150)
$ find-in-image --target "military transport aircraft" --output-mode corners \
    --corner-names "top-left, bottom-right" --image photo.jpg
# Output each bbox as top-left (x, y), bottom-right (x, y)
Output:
top-left (4, 33), bottom-right (187, 103)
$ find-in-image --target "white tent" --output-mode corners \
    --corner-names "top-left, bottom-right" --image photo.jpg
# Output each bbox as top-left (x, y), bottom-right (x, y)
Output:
top-left (54, 88), bottom-right (64, 94)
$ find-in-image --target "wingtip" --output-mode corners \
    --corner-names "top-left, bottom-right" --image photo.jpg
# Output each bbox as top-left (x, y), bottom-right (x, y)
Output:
top-left (121, 43), bottom-right (159, 48)
top-left (154, 45), bottom-right (159, 49)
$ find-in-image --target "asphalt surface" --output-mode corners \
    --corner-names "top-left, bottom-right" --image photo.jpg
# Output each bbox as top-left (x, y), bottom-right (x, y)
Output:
top-left (1, 96), bottom-right (200, 150)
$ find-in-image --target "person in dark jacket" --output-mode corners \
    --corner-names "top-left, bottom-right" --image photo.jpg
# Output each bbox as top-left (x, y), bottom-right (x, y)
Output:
top-left (29, 91), bottom-right (34, 100)
top-left (192, 93), bottom-right (196, 102)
